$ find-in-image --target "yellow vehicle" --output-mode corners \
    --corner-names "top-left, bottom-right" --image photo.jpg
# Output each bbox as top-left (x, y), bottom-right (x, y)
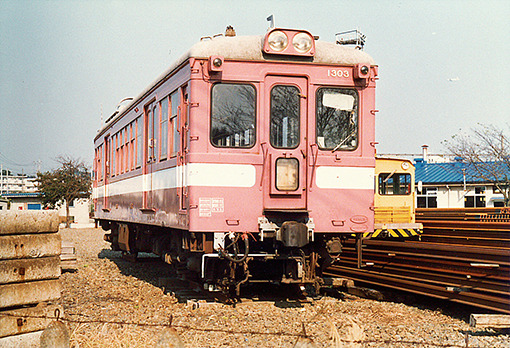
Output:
top-left (369, 157), bottom-right (422, 238)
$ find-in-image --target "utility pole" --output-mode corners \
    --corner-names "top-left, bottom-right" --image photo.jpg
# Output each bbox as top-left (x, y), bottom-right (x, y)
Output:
top-left (34, 160), bottom-right (42, 174)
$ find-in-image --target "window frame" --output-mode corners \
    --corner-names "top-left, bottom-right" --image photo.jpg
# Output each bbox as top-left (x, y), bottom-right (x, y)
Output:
top-left (417, 187), bottom-right (438, 208)
top-left (160, 96), bottom-right (169, 161)
top-left (210, 82), bottom-right (257, 149)
top-left (315, 87), bottom-right (359, 151)
top-left (136, 116), bottom-right (143, 168)
top-left (275, 157), bottom-right (300, 191)
top-left (465, 186), bottom-right (486, 208)
top-left (170, 90), bottom-right (180, 157)
top-left (270, 84), bottom-right (301, 149)
top-left (378, 172), bottom-right (412, 196)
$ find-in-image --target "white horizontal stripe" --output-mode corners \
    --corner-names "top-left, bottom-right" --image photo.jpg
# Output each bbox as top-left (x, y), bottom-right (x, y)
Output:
top-left (94, 163), bottom-right (256, 198)
top-left (316, 166), bottom-right (374, 190)
top-left (187, 163), bottom-right (256, 188)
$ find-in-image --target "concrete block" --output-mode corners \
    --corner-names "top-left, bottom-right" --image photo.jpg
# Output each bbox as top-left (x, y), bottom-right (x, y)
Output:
top-left (0, 279), bottom-right (61, 309)
top-left (0, 211), bottom-right (59, 235)
top-left (0, 303), bottom-right (62, 338)
top-left (0, 256), bottom-right (61, 284)
top-left (0, 330), bottom-right (42, 348)
top-left (0, 233), bottom-right (61, 260)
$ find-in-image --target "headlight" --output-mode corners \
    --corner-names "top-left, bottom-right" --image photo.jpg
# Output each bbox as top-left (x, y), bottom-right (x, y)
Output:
top-left (268, 30), bottom-right (288, 52)
top-left (276, 158), bottom-right (299, 191)
top-left (292, 32), bottom-right (313, 53)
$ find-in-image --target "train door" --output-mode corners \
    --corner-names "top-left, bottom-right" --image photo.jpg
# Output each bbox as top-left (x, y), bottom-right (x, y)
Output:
top-left (179, 87), bottom-right (189, 212)
top-left (103, 135), bottom-right (110, 210)
top-left (143, 100), bottom-right (157, 210)
top-left (263, 76), bottom-right (309, 210)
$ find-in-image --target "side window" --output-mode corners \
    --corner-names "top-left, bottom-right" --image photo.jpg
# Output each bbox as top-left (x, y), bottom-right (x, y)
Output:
top-left (465, 186), bottom-right (486, 208)
top-left (316, 88), bottom-right (358, 150)
top-left (270, 85), bottom-right (300, 149)
top-left (153, 103), bottom-right (159, 161)
top-left (146, 106), bottom-right (153, 162)
top-left (136, 117), bottom-right (143, 167)
top-left (112, 134), bottom-right (117, 176)
top-left (124, 127), bottom-right (129, 172)
top-left (160, 97), bottom-right (169, 160)
top-left (378, 173), bottom-right (412, 195)
top-left (417, 187), bottom-right (438, 208)
top-left (211, 83), bottom-right (256, 147)
top-left (170, 91), bottom-right (180, 156)
top-left (146, 102), bottom-right (159, 163)
top-left (130, 123), bottom-right (135, 170)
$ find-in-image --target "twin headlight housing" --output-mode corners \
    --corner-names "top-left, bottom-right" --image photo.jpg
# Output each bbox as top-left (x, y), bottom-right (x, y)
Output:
top-left (264, 29), bottom-right (315, 56)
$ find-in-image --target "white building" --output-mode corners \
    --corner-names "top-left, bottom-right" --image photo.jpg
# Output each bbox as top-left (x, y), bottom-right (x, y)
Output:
top-left (0, 172), bottom-right (38, 195)
top-left (414, 146), bottom-right (507, 208)
top-left (1, 168), bottom-right (93, 227)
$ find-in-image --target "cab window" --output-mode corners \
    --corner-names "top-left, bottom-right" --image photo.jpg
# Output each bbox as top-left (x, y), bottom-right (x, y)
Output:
top-left (316, 88), bottom-right (358, 151)
top-left (211, 83), bottom-right (256, 147)
top-left (379, 173), bottom-right (411, 195)
top-left (270, 85), bottom-right (300, 149)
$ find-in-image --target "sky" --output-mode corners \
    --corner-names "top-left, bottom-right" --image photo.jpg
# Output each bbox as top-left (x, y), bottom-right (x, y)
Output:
top-left (0, 0), bottom-right (509, 174)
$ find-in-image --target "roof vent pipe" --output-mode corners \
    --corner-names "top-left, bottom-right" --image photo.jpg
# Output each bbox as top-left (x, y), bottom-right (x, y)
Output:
top-left (225, 25), bottom-right (236, 37)
top-left (422, 145), bottom-right (429, 163)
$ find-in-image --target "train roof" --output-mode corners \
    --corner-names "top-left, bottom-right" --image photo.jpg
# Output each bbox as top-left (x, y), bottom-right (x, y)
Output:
top-left (98, 33), bottom-right (376, 137)
top-left (186, 35), bottom-right (376, 65)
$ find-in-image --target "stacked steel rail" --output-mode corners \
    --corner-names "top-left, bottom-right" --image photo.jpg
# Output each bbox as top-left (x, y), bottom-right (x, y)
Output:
top-left (325, 208), bottom-right (510, 313)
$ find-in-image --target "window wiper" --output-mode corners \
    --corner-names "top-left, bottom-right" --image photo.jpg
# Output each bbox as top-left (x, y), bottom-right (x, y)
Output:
top-left (331, 130), bottom-right (356, 152)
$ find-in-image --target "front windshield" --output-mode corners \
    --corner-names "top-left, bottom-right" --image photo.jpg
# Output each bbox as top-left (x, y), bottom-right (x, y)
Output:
top-left (316, 88), bottom-right (358, 151)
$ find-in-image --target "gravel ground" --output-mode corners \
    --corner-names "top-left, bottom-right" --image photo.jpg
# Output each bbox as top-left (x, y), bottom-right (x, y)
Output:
top-left (59, 228), bottom-right (509, 348)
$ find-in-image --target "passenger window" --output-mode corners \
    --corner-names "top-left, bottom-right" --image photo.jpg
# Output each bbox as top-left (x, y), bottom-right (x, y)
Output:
top-left (160, 97), bottom-right (169, 160)
top-left (378, 173), bottom-right (411, 195)
top-left (136, 117), bottom-right (143, 167)
top-left (316, 88), bottom-right (358, 151)
top-left (211, 83), bottom-right (256, 147)
top-left (170, 91), bottom-right (180, 156)
top-left (270, 85), bottom-right (300, 149)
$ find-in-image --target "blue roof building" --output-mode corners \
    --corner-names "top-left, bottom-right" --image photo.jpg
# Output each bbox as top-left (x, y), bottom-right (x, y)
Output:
top-left (2, 192), bottom-right (44, 210)
top-left (413, 148), bottom-right (507, 208)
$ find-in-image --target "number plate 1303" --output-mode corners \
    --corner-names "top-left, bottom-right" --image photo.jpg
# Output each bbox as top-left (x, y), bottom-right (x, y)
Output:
top-left (327, 69), bottom-right (350, 78)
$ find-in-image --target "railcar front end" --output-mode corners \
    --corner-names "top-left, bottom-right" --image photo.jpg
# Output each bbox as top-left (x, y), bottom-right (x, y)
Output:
top-left (93, 27), bottom-right (378, 295)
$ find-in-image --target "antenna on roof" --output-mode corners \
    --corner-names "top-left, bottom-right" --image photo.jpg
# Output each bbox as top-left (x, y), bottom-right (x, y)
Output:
top-left (266, 15), bottom-right (275, 29)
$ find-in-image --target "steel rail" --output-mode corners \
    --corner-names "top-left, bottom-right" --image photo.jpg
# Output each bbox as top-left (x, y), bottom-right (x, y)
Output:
top-left (335, 257), bottom-right (510, 295)
top-left (330, 216), bottom-right (510, 313)
top-left (325, 265), bottom-right (510, 314)
top-left (339, 250), bottom-right (509, 281)
top-left (343, 240), bottom-right (510, 266)
top-left (419, 235), bottom-right (509, 249)
top-left (341, 243), bottom-right (510, 272)
top-left (420, 228), bottom-right (509, 240)
top-left (342, 241), bottom-right (510, 266)
top-left (417, 220), bottom-right (510, 231)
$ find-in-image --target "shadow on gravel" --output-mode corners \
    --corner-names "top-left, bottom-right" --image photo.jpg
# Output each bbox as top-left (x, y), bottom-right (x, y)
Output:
top-left (361, 284), bottom-right (502, 324)
top-left (96, 249), bottom-right (313, 306)
top-left (97, 249), bottom-right (175, 290)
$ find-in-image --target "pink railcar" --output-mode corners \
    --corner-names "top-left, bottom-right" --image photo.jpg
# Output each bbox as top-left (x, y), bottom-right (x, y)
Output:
top-left (93, 27), bottom-right (377, 294)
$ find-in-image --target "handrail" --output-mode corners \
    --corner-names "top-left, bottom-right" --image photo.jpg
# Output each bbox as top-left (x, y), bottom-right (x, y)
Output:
top-left (259, 142), bottom-right (269, 189)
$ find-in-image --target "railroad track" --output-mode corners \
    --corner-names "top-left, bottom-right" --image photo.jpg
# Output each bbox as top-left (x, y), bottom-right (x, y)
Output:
top-left (325, 208), bottom-right (510, 314)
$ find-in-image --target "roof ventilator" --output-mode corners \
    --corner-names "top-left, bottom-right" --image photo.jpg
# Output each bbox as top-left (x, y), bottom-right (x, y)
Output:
top-left (335, 29), bottom-right (366, 50)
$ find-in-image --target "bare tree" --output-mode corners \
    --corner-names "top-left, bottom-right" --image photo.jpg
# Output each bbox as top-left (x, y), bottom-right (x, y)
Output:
top-left (37, 156), bottom-right (91, 227)
top-left (443, 124), bottom-right (510, 206)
